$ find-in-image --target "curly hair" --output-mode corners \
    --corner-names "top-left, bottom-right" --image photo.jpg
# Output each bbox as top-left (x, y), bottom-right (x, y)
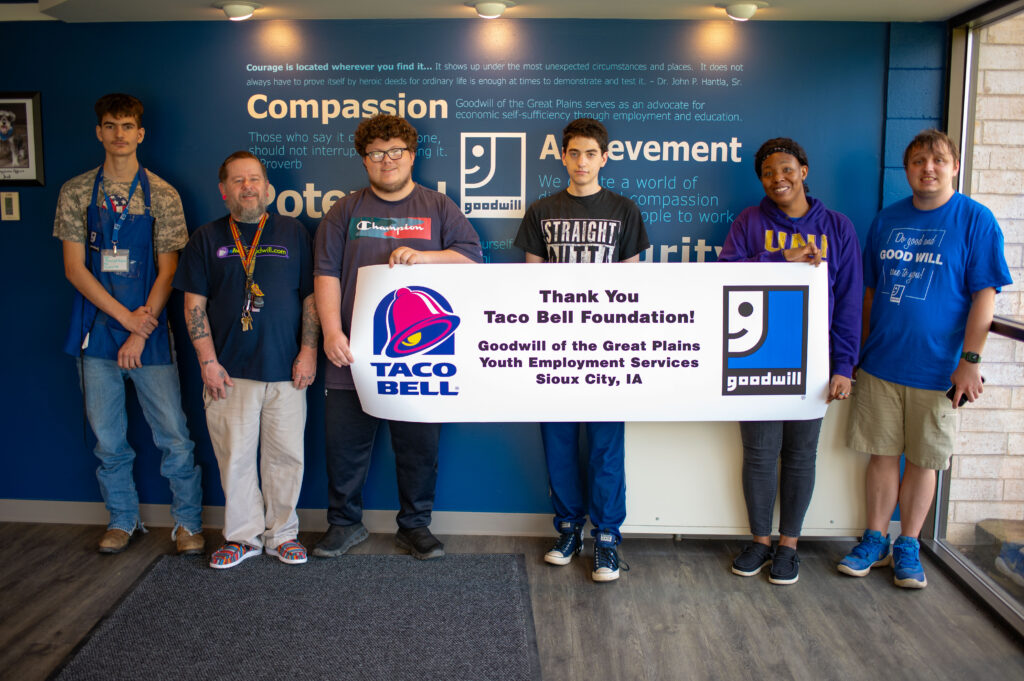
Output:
top-left (354, 114), bottom-right (418, 157)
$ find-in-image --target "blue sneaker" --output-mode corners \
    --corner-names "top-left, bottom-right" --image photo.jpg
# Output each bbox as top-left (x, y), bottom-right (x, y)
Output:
top-left (892, 536), bottom-right (927, 589)
top-left (837, 530), bottom-right (891, 577)
top-left (592, 532), bottom-right (629, 582)
top-left (544, 522), bottom-right (583, 566)
top-left (995, 543), bottom-right (1024, 587)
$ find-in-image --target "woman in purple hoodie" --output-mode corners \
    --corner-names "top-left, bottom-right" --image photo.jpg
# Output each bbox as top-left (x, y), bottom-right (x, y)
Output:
top-left (720, 137), bottom-right (862, 585)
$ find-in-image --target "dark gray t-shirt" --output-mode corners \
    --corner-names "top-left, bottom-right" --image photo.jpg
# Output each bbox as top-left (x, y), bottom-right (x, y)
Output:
top-left (314, 184), bottom-right (483, 389)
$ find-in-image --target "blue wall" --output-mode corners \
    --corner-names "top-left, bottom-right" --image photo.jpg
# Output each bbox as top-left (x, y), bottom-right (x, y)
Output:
top-left (1, 18), bottom-right (944, 516)
top-left (883, 22), bottom-right (949, 206)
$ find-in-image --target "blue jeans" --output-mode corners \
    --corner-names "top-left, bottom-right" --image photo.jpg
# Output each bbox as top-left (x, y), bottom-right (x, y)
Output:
top-left (541, 421), bottom-right (626, 542)
top-left (79, 356), bottom-right (203, 534)
top-left (740, 419), bottom-right (822, 538)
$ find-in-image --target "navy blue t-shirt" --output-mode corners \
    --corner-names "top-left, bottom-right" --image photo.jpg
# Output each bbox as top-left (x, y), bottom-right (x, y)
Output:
top-left (174, 213), bottom-right (314, 382)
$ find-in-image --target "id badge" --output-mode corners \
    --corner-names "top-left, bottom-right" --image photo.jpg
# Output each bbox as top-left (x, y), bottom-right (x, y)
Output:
top-left (101, 248), bottom-right (130, 273)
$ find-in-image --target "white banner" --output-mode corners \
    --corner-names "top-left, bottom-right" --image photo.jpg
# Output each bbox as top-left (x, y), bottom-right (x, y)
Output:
top-left (350, 263), bottom-right (829, 422)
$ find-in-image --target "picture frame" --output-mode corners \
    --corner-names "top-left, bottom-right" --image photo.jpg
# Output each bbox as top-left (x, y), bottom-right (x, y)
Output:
top-left (0, 92), bottom-right (44, 186)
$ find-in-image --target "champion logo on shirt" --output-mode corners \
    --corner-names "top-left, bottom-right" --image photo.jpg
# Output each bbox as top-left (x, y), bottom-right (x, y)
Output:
top-left (349, 217), bottom-right (432, 240)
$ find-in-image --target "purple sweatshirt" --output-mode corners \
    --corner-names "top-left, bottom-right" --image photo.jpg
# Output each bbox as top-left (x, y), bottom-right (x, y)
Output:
top-left (720, 196), bottom-right (862, 378)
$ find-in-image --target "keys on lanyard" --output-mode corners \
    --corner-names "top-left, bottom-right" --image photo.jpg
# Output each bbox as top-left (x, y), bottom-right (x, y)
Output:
top-left (241, 281), bottom-right (264, 332)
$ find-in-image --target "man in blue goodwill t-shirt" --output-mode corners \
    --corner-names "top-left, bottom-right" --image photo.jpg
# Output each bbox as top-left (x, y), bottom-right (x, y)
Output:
top-left (839, 129), bottom-right (1012, 589)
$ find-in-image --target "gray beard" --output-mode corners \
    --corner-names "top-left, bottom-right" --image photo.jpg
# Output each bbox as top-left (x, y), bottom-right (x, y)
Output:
top-left (228, 195), bottom-right (266, 223)
top-left (234, 206), bottom-right (265, 223)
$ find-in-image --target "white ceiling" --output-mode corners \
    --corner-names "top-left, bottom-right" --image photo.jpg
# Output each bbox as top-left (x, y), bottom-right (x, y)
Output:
top-left (0, 0), bottom-right (989, 23)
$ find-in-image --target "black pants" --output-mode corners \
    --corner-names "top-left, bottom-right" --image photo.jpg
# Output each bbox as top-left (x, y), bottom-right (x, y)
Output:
top-left (324, 388), bottom-right (441, 529)
top-left (740, 418), bottom-right (822, 538)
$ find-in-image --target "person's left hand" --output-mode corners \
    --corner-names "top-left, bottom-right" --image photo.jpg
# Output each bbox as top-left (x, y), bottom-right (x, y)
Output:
top-left (292, 347), bottom-right (317, 389)
top-left (117, 333), bottom-right (146, 370)
top-left (827, 374), bottom-right (852, 403)
top-left (389, 246), bottom-right (426, 267)
top-left (949, 360), bottom-right (983, 409)
top-left (783, 242), bottom-right (823, 267)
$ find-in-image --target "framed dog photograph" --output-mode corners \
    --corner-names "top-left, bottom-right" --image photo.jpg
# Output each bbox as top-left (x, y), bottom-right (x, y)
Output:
top-left (0, 92), bottom-right (43, 186)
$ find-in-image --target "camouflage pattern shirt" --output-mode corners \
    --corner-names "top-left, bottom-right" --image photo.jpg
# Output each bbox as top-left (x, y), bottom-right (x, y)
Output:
top-left (52, 166), bottom-right (187, 253)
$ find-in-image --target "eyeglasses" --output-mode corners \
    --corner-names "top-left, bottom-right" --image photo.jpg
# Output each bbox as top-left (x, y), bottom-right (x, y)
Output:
top-left (365, 147), bottom-right (409, 162)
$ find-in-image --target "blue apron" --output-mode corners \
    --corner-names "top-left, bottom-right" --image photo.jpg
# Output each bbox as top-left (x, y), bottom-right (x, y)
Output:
top-left (62, 167), bottom-right (172, 365)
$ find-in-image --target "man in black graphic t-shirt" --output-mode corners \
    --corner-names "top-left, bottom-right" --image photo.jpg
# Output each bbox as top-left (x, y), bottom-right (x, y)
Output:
top-left (514, 118), bottom-right (649, 582)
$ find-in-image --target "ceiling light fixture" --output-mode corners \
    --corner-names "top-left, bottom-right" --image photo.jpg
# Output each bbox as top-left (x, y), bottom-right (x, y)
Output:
top-left (465, 1), bottom-right (515, 19)
top-left (214, 2), bottom-right (262, 21)
top-left (717, 2), bottom-right (768, 21)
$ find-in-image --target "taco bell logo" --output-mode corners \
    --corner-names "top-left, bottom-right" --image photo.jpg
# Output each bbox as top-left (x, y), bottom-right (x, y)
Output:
top-left (370, 287), bottom-right (461, 396)
top-left (722, 286), bottom-right (808, 396)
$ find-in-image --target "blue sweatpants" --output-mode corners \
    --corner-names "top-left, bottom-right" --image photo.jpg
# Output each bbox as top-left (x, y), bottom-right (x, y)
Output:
top-left (540, 421), bottom-right (626, 543)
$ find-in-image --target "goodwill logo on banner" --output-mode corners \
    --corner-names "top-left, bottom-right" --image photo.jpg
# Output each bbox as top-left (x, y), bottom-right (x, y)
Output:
top-left (722, 286), bottom-right (808, 396)
top-left (350, 263), bottom-right (829, 423)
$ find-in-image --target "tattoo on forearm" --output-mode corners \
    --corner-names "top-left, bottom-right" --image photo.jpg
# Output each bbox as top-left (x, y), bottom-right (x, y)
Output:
top-left (300, 295), bottom-right (321, 349)
top-left (187, 304), bottom-right (210, 341)
top-left (201, 359), bottom-right (214, 366)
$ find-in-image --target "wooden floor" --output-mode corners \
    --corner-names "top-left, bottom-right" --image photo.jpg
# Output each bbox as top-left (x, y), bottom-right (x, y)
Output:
top-left (2, 523), bottom-right (1023, 681)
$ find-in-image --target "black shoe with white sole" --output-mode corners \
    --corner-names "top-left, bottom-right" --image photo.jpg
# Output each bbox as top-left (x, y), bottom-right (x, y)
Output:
top-left (731, 542), bottom-right (773, 577)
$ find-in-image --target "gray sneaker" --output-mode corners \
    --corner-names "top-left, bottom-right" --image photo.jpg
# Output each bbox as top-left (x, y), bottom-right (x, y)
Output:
top-left (312, 522), bottom-right (369, 557)
top-left (395, 526), bottom-right (445, 560)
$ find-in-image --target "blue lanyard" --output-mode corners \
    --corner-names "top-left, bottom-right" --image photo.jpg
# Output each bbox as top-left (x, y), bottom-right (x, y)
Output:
top-left (98, 168), bottom-right (140, 252)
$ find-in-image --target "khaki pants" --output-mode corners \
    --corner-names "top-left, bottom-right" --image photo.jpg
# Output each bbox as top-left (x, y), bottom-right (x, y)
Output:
top-left (847, 369), bottom-right (956, 471)
top-left (205, 378), bottom-right (306, 549)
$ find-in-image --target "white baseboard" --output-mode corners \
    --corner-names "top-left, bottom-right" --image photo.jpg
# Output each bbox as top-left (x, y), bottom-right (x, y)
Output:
top-left (0, 499), bottom-right (868, 539)
top-left (0, 499), bottom-right (554, 536)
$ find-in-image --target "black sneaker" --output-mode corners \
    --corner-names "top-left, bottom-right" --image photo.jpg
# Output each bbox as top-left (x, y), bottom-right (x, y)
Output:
top-left (544, 522), bottom-right (583, 566)
top-left (731, 542), bottom-right (773, 577)
top-left (395, 526), bottom-right (445, 560)
top-left (768, 545), bottom-right (800, 585)
top-left (312, 522), bottom-right (369, 558)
